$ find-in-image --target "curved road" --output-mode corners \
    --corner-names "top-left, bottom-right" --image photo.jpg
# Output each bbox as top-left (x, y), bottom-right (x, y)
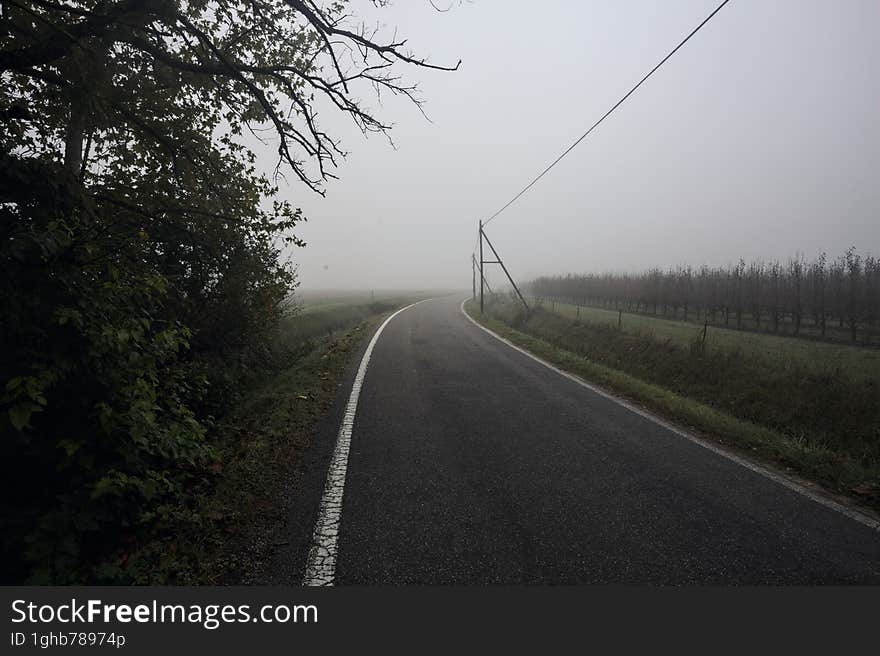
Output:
top-left (304, 295), bottom-right (880, 584)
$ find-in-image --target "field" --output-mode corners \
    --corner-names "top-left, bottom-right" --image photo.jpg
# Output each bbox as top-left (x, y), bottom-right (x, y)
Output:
top-left (471, 296), bottom-right (880, 508)
top-left (536, 297), bottom-right (880, 381)
top-left (278, 290), bottom-right (426, 348)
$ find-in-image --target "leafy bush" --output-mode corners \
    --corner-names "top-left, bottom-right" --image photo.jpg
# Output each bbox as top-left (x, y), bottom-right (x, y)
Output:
top-left (1, 0), bottom-right (449, 582)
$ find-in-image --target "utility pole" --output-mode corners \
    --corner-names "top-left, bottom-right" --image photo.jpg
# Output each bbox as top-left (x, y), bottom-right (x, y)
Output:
top-left (474, 254), bottom-right (494, 296)
top-left (472, 253), bottom-right (476, 300)
top-left (479, 220), bottom-right (484, 313)
top-left (479, 225), bottom-right (529, 312)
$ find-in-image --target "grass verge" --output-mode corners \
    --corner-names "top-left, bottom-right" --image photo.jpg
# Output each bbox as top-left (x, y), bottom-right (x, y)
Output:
top-left (535, 297), bottom-right (880, 379)
top-left (465, 298), bottom-right (880, 512)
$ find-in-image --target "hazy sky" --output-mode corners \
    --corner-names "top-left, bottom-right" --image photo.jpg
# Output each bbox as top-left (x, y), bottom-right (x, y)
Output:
top-left (267, 0), bottom-right (880, 291)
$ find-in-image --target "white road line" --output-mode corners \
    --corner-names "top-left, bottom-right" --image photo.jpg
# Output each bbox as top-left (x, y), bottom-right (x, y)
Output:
top-left (302, 300), bottom-right (430, 586)
top-left (460, 298), bottom-right (880, 532)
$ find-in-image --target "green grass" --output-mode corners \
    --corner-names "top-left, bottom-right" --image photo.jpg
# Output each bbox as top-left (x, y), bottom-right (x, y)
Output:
top-left (184, 322), bottom-right (375, 584)
top-left (468, 297), bottom-right (880, 510)
top-left (538, 297), bottom-right (880, 381)
top-left (277, 292), bottom-right (423, 348)
top-left (294, 289), bottom-right (434, 315)
top-left (280, 301), bottom-right (401, 345)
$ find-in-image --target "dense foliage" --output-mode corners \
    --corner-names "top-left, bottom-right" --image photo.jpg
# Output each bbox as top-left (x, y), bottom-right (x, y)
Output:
top-left (528, 250), bottom-right (880, 344)
top-left (1, 0), bottom-right (452, 582)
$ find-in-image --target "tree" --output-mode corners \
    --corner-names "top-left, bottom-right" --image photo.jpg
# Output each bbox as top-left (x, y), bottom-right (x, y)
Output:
top-left (788, 256), bottom-right (804, 336)
top-left (733, 258), bottom-right (745, 329)
top-left (1, 0), bottom-right (456, 582)
top-left (524, 249), bottom-right (872, 344)
top-left (810, 252), bottom-right (827, 337)
top-left (844, 247), bottom-right (862, 342)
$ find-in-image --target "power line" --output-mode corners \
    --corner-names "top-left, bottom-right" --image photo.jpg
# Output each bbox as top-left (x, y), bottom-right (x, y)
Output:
top-left (482, 0), bottom-right (733, 227)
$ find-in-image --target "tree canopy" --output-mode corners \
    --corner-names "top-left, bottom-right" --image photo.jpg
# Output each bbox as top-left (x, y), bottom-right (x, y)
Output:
top-left (1, 0), bottom-right (456, 582)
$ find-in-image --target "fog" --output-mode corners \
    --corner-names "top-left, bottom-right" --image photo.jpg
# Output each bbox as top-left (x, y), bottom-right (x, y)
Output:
top-left (267, 0), bottom-right (880, 291)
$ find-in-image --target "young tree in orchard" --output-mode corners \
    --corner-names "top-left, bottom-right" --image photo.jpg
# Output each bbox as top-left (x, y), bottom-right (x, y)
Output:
top-left (1, 0), bottom-right (457, 581)
top-left (526, 249), bottom-right (877, 345)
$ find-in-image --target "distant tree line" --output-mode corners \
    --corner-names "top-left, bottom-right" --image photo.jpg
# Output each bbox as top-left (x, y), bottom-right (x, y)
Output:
top-left (527, 249), bottom-right (880, 344)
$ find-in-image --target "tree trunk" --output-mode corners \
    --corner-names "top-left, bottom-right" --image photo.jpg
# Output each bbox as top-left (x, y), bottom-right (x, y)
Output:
top-left (64, 95), bottom-right (85, 177)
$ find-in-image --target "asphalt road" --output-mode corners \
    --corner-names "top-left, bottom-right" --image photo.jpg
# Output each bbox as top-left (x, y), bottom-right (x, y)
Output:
top-left (308, 295), bottom-right (880, 584)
